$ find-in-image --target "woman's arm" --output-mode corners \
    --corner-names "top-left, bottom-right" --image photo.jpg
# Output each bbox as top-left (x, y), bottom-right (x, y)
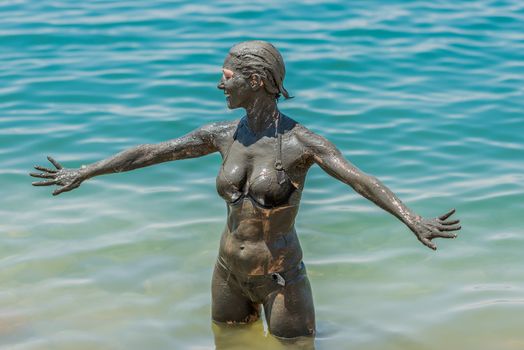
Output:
top-left (296, 126), bottom-right (460, 250)
top-left (81, 122), bottom-right (223, 179)
top-left (31, 121), bottom-right (233, 196)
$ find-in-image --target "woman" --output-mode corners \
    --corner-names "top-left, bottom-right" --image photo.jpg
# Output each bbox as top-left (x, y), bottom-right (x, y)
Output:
top-left (30, 40), bottom-right (460, 339)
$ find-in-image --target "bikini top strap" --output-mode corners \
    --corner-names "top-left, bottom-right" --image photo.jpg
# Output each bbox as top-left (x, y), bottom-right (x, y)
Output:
top-left (274, 113), bottom-right (286, 185)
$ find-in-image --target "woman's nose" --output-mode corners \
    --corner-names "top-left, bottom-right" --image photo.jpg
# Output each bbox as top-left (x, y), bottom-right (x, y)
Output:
top-left (217, 78), bottom-right (225, 90)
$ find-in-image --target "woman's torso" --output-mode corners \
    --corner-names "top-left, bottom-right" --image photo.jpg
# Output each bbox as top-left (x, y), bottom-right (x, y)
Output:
top-left (215, 115), bottom-right (311, 275)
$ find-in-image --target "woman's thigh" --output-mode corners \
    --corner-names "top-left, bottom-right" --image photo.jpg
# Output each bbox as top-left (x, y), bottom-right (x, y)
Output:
top-left (263, 273), bottom-right (316, 339)
top-left (211, 263), bottom-right (260, 324)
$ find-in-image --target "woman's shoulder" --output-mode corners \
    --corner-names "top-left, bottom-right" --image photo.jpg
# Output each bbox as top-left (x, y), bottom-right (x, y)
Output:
top-left (282, 115), bottom-right (335, 157)
top-left (281, 115), bottom-right (322, 142)
top-left (200, 119), bottom-right (240, 138)
top-left (197, 119), bottom-right (240, 148)
top-left (201, 119), bottom-right (240, 132)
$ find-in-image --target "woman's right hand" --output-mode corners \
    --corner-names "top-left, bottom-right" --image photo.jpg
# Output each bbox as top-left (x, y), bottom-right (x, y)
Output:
top-left (30, 156), bottom-right (86, 196)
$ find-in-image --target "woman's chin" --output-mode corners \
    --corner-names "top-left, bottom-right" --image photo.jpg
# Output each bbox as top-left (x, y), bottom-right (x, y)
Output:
top-left (226, 100), bottom-right (239, 109)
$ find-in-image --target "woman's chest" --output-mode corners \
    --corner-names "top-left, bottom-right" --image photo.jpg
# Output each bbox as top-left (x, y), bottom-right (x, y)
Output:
top-left (216, 136), bottom-right (306, 207)
top-left (220, 136), bottom-right (304, 183)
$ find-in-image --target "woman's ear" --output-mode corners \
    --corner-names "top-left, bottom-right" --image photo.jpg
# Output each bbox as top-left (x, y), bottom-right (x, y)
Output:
top-left (250, 74), bottom-right (264, 90)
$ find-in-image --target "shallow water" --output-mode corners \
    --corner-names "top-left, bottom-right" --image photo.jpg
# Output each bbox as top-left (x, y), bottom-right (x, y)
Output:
top-left (1, 1), bottom-right (524, 349)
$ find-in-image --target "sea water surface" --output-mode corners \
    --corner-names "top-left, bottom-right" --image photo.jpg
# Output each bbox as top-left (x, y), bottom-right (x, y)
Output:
top-left (1, 1), bottom-right (523, 349)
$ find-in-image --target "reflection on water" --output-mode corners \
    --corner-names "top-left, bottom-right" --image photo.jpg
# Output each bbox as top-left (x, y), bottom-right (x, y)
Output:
top-left (213, 320), bottom-right (315, 350)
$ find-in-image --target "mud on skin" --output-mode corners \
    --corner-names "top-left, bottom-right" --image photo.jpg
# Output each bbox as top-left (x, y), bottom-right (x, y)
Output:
top-left (31, 40), bottom-right (461, 341)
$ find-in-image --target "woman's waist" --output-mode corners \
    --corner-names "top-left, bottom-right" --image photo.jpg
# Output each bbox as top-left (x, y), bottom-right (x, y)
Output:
top-left (218, 230), bottom-right (303, 275)
top-left (216, 254), bottom-right (305, 282)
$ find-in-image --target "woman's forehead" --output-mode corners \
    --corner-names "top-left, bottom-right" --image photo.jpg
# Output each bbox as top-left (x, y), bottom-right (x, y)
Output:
top-left (223, 53), bottom-right (242, 67)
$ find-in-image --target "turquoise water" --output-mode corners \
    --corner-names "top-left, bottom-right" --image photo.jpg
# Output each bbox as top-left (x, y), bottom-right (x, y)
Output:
top-left (1, 0), bottom-right (524, 349)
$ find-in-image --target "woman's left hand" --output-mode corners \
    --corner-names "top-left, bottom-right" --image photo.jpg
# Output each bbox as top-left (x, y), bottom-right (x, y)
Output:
top-left (409, 209), bottom-right (461, 250)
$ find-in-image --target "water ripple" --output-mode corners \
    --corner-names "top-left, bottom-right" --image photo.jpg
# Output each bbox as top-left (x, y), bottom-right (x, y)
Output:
top-left (1, 0), bottom-right (524, 349)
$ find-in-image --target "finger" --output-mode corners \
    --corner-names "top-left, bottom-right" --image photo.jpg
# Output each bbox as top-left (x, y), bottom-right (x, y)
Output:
top-left (421, 238), bottom-right (437, 250)
top-left (434, 231), bottom-right (458, 239)
top-left (53, 187), bottom-right (68, 196)
top-left (29, 172), bottom-right (55, 179)
top-left (439, 224), bottom-right (461, 232)
top-left (441, 219), bottom-right (460, 226)
top-left (439, 208), bottom-right (456, 221)
top-left (32, 180), bottom-right (57, 186)
top-left (34, 165), bottom-right (57, 173)
top-left (47, 156), bottom-right (63, 170)
top-left (52, 184), bottom-right (75, 196)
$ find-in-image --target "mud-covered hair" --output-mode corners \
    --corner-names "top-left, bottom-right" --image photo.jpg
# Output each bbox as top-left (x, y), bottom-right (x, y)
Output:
top-left (228, 40), bottom-right (291, 100)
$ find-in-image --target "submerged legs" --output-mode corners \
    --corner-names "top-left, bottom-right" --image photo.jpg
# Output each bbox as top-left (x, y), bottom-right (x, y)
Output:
top-left (263, 272), bottom-right (315, 339)
top-left (211, 260), bottom-right (316, 340)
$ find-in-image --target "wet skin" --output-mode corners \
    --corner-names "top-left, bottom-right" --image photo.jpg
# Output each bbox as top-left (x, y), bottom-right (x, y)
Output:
top-left (30, 54), bottom-right (461, 340)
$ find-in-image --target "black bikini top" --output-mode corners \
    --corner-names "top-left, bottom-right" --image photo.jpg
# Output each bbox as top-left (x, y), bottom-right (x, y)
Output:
top-left (216, 114), bottom-right (298, 209)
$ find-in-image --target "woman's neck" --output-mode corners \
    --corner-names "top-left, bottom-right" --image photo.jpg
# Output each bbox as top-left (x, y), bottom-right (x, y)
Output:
top-left (244, 97), bottom-right (279, 134)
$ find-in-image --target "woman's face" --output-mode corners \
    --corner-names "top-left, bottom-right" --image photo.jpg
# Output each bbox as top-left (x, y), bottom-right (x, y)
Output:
top-left (217, 54), bottom-right (254, 109)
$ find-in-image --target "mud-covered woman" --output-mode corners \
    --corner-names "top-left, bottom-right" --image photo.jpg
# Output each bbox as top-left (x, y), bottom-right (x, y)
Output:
top-left (30, 40), bottom-right (460, 340)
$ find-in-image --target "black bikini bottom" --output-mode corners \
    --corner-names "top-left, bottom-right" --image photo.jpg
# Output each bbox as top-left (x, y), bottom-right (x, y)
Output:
top-left (215, 256), bottom-right (307, 304)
